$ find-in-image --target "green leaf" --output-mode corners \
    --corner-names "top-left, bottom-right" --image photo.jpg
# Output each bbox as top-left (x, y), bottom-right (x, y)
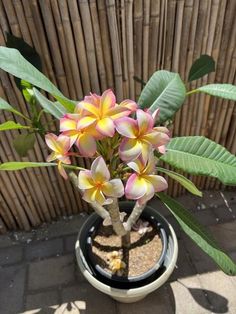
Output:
top-left (0, 121), bottom-right (30, 131)
top-left (157, 192), bottom-right (236, 275)
top-left (0, 47), bottom-right (75, 112)
top-left (160, 136), bottom-right (236, 185)
top-left (188, 55), bottom-right (215, 82)
top-left (157, 167), bottom-right (202, 197)
top-left (13, 133), bottom-right (36, 157)
top-left (0, 161), bottom-right (57, 171)
top-left (138, 70), bottom-right (186, 123)
top-left (33, 88), bottom-right (67, 119)
top-left (0, 97), bottom-right (29, 120)
top-left (6, 33), bottom-right (42, 90)
top-left (196, 84), bottom-right (236, 101)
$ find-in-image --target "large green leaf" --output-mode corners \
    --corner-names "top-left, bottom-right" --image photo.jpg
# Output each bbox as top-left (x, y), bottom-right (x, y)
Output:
top-left (196, 84), bottom-right (236, 101)
top-left (157, 167), bottom-right (202, 197)
top-left (6, 33), bottom-right (42, 90)
top-left (13, 133), bottom-right (36, 157)
top-left (33, 88), bottom-right (67, 119)
top-left (188, 55), bottom-right (215, 82)
top-left (0, 162), bottom-right (57, 171)
top-left (0, 97), bottom-right (29, 120)
top-left (158, 192), bottom-right (236, 275)
top-left (0, 121), bottom-right (30, 131)
top-left (0, 47), bottom-right (75, 112)
top-left (138, 70), bottom-right (186, 123)
top-left (160, 136), bottom-right (236, 185)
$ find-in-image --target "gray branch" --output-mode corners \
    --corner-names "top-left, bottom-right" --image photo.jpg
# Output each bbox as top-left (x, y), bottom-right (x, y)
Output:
top-left (125, 201), bottom-right (146, 231)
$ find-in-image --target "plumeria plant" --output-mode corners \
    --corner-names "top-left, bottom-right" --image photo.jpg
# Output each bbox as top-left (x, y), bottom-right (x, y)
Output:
top-left (0, 47), bottom-right (236, 276)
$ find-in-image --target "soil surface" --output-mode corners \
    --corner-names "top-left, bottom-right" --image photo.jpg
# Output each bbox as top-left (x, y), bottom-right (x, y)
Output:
top-left (91, 219), bottom-right (163, 277)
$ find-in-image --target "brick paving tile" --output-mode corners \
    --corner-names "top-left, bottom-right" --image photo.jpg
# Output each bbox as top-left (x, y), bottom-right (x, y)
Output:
top-left (25, 238), bottom-right (63, 261)
top-left (148, 196), bottom-right (172, 217)
top-left (35, 214), bottom-right (87, 241)
top-left (117, 284), bottom-right (174, 314)
top-left (61, 283), bottom-right (117, 314)
top-left (212, 204), bottom-right (236, 223)
top-left (28, 254), bottom-right (75, 290)
top-left (182, 235), bottom-right (217, 274)
top-left (64, 234), bottom-right (78, 253)
top-left (0, 245), bottom-right (23, 266)
top-left (0, 234), bottom-right (17, 248)
top-left (0, 264), bottom-right (26, 314)
top-left (199, 271), bottom-right (236, 312)
top-left (209, 220), bottom-right (236, 251)
top-left (24, 290), bottom-right (59, 312)
top-left (174, 193), bottom-right (199, 211)
top-left (170, 276), bottom-right (212, 314)
top-left (193, 210), bottom-right (217, 226)
top-left (168, 240), bottom-right (196, 282)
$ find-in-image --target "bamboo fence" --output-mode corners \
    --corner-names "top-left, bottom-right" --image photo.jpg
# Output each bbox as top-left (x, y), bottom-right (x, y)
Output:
top-left (0, 0), bottom-right (235, 232)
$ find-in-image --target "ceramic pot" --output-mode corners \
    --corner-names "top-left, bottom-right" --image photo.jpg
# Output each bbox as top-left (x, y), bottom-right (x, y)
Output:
top-left (75, 202), bottom-right (178, 303)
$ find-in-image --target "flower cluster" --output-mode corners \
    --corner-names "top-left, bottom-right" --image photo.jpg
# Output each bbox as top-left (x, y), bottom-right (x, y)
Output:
top-left (45, 89), bottom-right (169, 205)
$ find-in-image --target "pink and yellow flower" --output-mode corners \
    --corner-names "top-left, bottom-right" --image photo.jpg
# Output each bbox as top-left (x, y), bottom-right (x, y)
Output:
top-left (125, 154), bottom-right (168, 205)
top-left (45, 133), bottom-right (73, 179)
top-left (60, 114), bottom-right (101, 157)
top-left (78, 156), bottom-right (124, 205)
top-left (76, 89), bottom-right (137, 137)
top-left (115, 109), bottom-right (170, 162)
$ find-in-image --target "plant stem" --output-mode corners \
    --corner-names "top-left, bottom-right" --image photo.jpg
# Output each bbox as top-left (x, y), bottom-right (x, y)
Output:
top-left (125, 201), bottom-right (146, 231)
top-left (107, 198), bottom-right (127, 236)
top-left (122, 231), bottom-right (131, 248)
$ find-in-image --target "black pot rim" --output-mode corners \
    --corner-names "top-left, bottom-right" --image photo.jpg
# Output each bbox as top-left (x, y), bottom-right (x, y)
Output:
top-left (86, 201), bottom-right (169, 284)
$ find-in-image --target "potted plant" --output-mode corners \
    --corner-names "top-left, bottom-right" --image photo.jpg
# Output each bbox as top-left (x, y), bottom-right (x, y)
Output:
top-left (0, 47), bottom-right (236, 303)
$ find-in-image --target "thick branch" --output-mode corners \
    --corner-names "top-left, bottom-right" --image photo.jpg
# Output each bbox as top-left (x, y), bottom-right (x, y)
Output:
top-left (68, 171), bottom-right (109, 220)
top-left (125, 201), bottom-right (146, 231)
top-left (107, 198), bottom-right (127, 236)
top-left (90, 202), bottom-right (110, 219)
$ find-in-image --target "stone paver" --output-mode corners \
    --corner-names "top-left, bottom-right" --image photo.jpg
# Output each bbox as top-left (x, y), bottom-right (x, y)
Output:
top-left (117, 285), bottom-right (174, 314)
top-left (25, 291), bottom-right (59, 312)
top-left (199, 271), bottom-right (236, 312)
top-left (0, 264), bottom-right (26, 314)
top-left (61, 283), bottom-right (116, 314)
top-left (0, 245), bottom-right (23, 265)
top-left (28, 254), bottom-right (75, 290)
top-left (170, 275), bottom-right (213, 314)
top-left (0, 191), bottom-right (235, 314)
top-left (210, 220), bottom-right (236, 251)
top-left (25, 238), bottom-right (63, 261)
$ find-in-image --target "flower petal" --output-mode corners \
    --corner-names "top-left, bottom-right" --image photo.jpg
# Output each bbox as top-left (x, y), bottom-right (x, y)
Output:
top-left (120, 99), bottom-right (137, 112)
top-left (77, 116), bottom-right (97, 129)
top-left (137, 109), bottom-right (153, 134)
top-left (78, 170), bottom-right (94, 189)
top-left (46, 152), bottom-right (58, 162)
top-left (76, 133), bottom-right (97, 157)
top-left (91, 156), bottom-right (110, 182)
top-left (83, 188), bottom-right (106, 205)
top-left (101, 89), bottom-right (116, 114)
top-left (115, 117), bottom-right (137, 138)
top-left (143, 131), bottom-right (170, 148)
top-left (119, 138), bottom-right (142, 161)
top-left (125, 174), bottom-right (147, 200)
top-left (103, 179), bottom-right (124, 198)
top-left (57, 135), bottom-right (73, 152)
top-left (108, 106), bottom-right (132, 120)
top-left (137, 181), bottom-right (155, 205)
top-left (45, 133), bottom-right (61, 153)
top-left (127, 158), bottom-right (144, 174)
top-left (58, 161), bottom-right (68, 180)
top-left (143, 174), bottom-right (168, 192)
top-left (96, 117), bottom-right (115, 137)
top-left (78, 101), bottom-right (100, 117)
top-left (60, 116), bottom-right (77, 132)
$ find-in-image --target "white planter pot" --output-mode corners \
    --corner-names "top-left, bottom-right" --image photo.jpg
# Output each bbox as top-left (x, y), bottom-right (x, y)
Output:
top-left (75, 203), bottom-right (178, 303)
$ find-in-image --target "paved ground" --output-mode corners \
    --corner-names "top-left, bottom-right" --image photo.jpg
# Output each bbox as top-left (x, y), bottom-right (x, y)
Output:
top-left (0, 190), bottom-right (236, 314)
